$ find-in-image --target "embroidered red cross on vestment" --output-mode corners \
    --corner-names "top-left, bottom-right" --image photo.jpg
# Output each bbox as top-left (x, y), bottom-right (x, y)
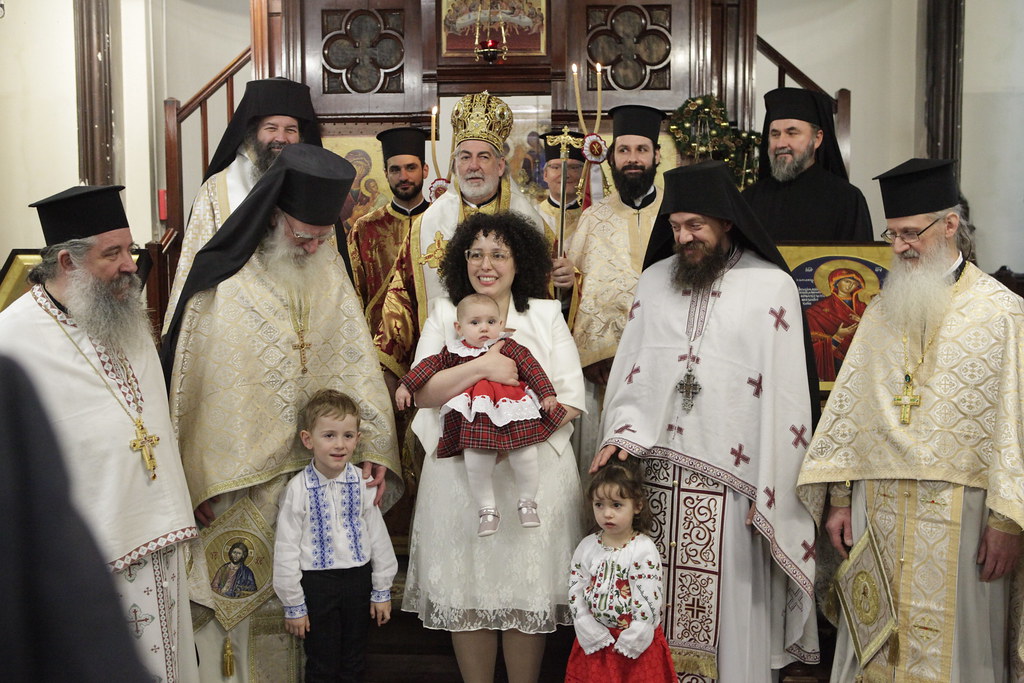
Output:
top-left (666, 424), bottom-right (684, 436)
top-left (747, 373), bottom-right (763, 397)
top-left (763, 487), bottom-right (776, 509)
top-left (731, 443), bottom-right (749, 467)
top-left (614, 424), bottom-right (637, 434)
top-left (790, 424), bottom-right (809, 448)
top-left (678, 345), bottom-right (701, 365)
top-left (629, 300), bottom-right (641, 320)
top-left (769, 306), bottom-right (790, 330)
top-left (801, 540), bottom-right (816, 562)
top-left (626, 364), bottom-right (641, 384)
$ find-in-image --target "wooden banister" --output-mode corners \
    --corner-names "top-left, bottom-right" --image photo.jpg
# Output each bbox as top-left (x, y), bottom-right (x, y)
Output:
top-left (148, 47), bottom-right (252, 327)
top-left (755, 35), bottom-right (852, 177)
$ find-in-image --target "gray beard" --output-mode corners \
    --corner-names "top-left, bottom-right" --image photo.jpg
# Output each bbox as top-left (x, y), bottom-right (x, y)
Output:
top-left (261, 224), bottom-right (331, 294)
top-left (770, 139), bottom-right (816, 182)
top-left (247, 140), bottom-right (285, 182)
top-left (63, 268), bottom-right (153, 352)
top-left (671, 242), bottom-right (729, 291)
top-left (879, 238), bottom-right (956, 339)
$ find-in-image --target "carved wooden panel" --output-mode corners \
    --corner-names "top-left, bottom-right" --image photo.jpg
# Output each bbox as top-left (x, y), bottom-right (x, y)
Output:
top-left (293, 1), bottom-right (433, 123)
top-left (555, 1), bottom-right (698, 121)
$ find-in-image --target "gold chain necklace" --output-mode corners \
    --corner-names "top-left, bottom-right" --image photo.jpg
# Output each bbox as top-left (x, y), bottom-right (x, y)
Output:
top-left (47, 310), bottom-right (159, 479)
top-left (893, 278), bottom-right (960, 425)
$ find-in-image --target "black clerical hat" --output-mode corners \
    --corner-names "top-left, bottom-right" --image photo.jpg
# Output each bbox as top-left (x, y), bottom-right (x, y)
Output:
top-left (542, 129), bottom-right (585, 163)
top-left (204, 78), bottom-right (321, 182)
top-left (376, 127), bottom-right (428, 164)
top-left (609, 105), bottom-right (666, 145)
top-left (276, 144), bottom-right (357, 225)
top-left (644, 161), bottom-right (786, 275)
top-left (757, 87), bottom-right (847, 181)
top-left (29, 185), bottom-right (128, 246)
top-left (873, 159), bottom-right (958, 218)
top-left (764, 87), bottom-right (824, 127)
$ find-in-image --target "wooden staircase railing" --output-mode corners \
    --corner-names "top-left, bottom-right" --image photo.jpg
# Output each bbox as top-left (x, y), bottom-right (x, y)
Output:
top-left (145, 47), bottom-right (252, 327)
top-left (755, 35), bottom-right (852, 177)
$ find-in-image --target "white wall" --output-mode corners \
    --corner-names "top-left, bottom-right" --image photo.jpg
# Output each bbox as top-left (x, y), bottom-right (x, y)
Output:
top-left (962, 0), bottom-right (1024, 271)
top-left (156, 0), bottom-right (251, 210)
top-left (0, 0), bottom-right (79, 258)
top-left (755, 0), bottom-right (922, 237)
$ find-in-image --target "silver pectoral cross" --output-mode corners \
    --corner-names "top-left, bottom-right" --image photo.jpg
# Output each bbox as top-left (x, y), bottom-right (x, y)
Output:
top-left (676, 370), bottom-right (702, 412)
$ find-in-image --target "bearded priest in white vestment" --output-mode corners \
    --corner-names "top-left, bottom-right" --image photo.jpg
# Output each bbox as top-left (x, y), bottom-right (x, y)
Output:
top-left (163, 144), bottom-right (400, 682)
top-left (799, 159), bottom-right (1024, 682)
top-left (592, 162), bottom-right (821, 681)
top-left (164, 78), bottom-right (321, 332)
top-left (0, 185), bottom-right (199, 682)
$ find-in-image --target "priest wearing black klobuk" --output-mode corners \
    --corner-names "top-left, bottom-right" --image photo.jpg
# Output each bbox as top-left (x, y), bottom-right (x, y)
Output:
top-left (591, 160), bottom-right (821, 680)
top-left (742, 86), bottom-right (872, 242)
top-left (162, 143), bottom-right (400, 682)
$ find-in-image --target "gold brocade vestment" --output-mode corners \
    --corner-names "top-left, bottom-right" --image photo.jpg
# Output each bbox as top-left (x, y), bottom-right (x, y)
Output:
top-left (798, 263), bottom-right (1024, 680)
top-left (565, 191), bottom-right (660, 367)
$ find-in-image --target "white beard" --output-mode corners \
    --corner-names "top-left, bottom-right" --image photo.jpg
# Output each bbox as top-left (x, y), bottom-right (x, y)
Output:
top-left (879, 237), bottom-right (957, 339)
top-left (261, 224), bottom-right (331, 295)
top-left (63, 268), bottom-right (154, 352)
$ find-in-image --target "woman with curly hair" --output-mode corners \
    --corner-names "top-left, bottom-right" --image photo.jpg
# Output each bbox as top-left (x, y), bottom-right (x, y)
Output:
top-left (402, 211), bottom-right (586, 682)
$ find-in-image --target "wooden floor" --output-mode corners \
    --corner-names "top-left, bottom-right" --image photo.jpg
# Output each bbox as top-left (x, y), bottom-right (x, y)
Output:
top-left (365, 560), bottom-right (833, 682)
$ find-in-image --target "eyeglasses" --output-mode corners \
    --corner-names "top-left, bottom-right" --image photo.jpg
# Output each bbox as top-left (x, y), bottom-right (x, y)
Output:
top-left (879, 216), bottom-right (941, 244)
top-left (286, 220), bottom-right (334, 245)
top-left (465, 249), bottom-right (511, 264)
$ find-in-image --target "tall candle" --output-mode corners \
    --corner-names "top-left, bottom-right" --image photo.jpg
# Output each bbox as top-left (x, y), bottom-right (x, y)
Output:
top-left (430, 105), bottom-right (440, 179)
top-left (594, 63), bottom-right (603, 135)
top-left (571, 63), bottom-right (587, 134)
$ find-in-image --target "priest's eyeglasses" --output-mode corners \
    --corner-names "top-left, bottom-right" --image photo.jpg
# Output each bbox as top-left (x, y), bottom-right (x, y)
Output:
top-left (879, 216), bottom-right (941, 244)
top-left (288, 223), bottom-right (335, 244)
top-left (465, 249), bottom-right (511, 264)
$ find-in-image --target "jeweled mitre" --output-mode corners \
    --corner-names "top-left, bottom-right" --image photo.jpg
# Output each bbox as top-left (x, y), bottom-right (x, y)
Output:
top-left (450, 91), bottom-right (514, 151)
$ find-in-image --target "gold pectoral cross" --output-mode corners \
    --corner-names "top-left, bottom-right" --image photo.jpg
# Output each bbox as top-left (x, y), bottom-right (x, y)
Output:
top-left (293, 326), bottom-right (312, 374)
top-left (130, 418), bottom-right (159, 480)
top-left (893, 375), bottom-right (921, 424)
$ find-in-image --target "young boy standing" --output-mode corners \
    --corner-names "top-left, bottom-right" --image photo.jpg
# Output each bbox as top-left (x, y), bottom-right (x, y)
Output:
top-left (273, 389), bottom-right (397, 682)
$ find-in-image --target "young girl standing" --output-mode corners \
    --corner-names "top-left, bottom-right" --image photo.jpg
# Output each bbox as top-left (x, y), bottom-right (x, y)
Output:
top-left (566, 461), bottom-right (676, 682)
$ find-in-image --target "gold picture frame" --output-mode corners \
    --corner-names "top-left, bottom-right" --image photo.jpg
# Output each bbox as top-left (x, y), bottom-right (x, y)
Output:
top-left (440, 0), bottom-right (547, 58)
top-left (778, 243), bottom-right (892, 391)
top-left (0, 250), bottom-right (42, 313)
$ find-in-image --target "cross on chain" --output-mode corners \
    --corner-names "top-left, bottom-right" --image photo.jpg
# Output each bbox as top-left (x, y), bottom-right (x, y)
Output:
top-left (747, 373), bottom-right (763, 398)
top-left (769, 306), bottom-right (790, 330)
top-left (893, 376), bottom-right (921, 424)
top-left (801, 540), bottom-right (816, 562)
top-left (790, 424), bottom-right (809, 448)
top-left (731, 444), bottom-right (749, 467)
top-left (666, 424), bottom-right (684, 436)
top-left (614, 424), bottom-right (637, 434)
top-left (676, 370), bottom-right (701, 412)
top-left (626, 364), bottom-right (641, 384)
top-left (677, 346), bottom-right (701, 365)
top-left (629, 300), bottom-right (641, 320)
top-left (763, 486), bottom-right (776, 509)
top-left (293, 327), bottom-right (313, 375)
top-left (130, 418), bottom-right (159, 480)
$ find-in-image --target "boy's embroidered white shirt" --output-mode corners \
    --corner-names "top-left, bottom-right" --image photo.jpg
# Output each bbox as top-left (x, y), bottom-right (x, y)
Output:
top-left (273, 461), bottom-right (397, 618)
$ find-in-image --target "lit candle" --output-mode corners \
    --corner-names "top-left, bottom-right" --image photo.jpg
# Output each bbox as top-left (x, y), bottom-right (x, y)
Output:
top-left (571, 63), bottom-right (587, 134)
top-left (430, 105), bottom-right (440, 179)
top-left (594, 63), bottom-right (603, 135)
